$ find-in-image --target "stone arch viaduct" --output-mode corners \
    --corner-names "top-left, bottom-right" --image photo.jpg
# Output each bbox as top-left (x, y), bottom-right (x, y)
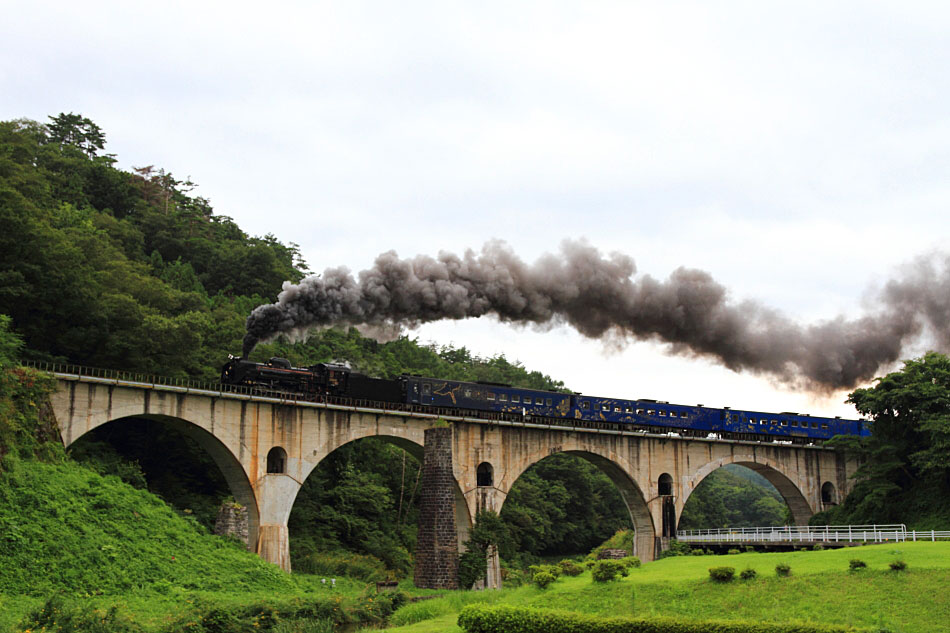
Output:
top-left (46, 370), bottom-right (857, 583)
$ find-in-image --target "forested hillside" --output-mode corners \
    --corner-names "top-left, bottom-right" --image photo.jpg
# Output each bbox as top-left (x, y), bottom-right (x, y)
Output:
top-left (0, 114), bottom-right (801, 576)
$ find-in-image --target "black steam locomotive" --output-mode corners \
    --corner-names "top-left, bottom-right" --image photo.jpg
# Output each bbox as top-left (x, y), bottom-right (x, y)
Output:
top-left (220, 355), bottom-right (868, 442)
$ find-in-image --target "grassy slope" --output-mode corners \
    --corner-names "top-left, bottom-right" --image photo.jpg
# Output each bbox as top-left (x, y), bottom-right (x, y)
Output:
top-left (0, 457), bottom-right (372, 631)
top-left (384, 543), bottom-right (950, 633)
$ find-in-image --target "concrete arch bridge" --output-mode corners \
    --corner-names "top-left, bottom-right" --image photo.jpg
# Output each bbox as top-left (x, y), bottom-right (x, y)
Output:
top-left (42, 365), bottom-right (856, 587)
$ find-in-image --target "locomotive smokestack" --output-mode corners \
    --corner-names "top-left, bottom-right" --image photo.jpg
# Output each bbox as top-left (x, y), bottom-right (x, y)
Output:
top-left (242, 240), bottom-right (950, 392)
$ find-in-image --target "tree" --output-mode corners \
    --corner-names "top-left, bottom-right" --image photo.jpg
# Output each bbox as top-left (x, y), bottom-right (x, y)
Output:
top-left (47, 113), bottom-right (106, 157)
top-left (812, 352), bottom-right (950, 527)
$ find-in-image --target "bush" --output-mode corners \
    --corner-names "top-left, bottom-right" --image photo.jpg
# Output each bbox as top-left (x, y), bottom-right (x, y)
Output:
top-left (295, 551), bottom-right (388, 582)
top-left (20, 598), bottom-right (143, 633)
top-left (583, 560), bottom-right (596, 569)
top-left (849, 559), bottom-right (867, 572)
top-left (527, 564), bottom-right (560, 579)
top-left (727, 548), bottom-right (740, 555)
top-left (708, 566), bottom-right (736, 582)
top-left (740, 567), bottom-right (758, 580)
top-left (657, 540), bottom-right (692, 558)
top-left (775, 563), bottom-right (791, 577)
top-left (532, 570), bottom-right (556, 589)
top-left (558, 559), bottom-right (583, 576)
top-left (591, 559), bottom-right (624, 582)
top-left (812, 543), bottom-right (825, 551)
top-left (619, 556), bottom-right (641, 570)
top-left (691, 548), bottom-right (705, 556)
top-left (889, 559), bottom-right (907, 572)
top-left (457, 603), bottom-right (862, 633)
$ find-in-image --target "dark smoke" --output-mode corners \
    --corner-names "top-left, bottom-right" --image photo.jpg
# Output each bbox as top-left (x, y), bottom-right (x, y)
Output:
top-left (243, 241), bottom-right (950, 391)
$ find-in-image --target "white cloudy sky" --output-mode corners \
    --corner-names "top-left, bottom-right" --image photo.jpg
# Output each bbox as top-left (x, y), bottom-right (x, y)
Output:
top-left (3, 1), bottom-right (949, 417)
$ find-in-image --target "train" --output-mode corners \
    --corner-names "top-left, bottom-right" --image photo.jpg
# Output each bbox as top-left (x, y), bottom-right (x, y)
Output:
top-left (221, 355), bottom-right (869, 443)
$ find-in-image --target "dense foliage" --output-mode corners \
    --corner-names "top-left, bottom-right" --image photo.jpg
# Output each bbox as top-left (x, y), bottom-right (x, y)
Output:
top-left (500, 454), bottom-right (631, 561)
top-left (679, 464), bottom-right (789, 530)
top-left (811, 352), bottom-right (950, 528)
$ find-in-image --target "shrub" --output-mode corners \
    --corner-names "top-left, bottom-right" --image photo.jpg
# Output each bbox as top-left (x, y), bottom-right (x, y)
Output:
top-left (527, 564), bottom-right (560, 579)
top-left (272, 620), bottom-right (335, 633)
top-left (619, 555), bottom-right (641, 570)
top-left (812, 543), bottom-right (825, 551)
top-left (775, 563), bottom-right (791, 577)
top-left (849, 559), bottom-right (867, 572)
top-left (583, 559), bottom-right (596, 569)
top-left (740, 567), bottom-right (757, 580)
top-left (295, 551), bottom-right (388, 582)
top-left (727, 548), bottom-right (740, 555)
top-left (889, 559), bottom-right (907, 572)
top-left (456, 603), bottom-right (861, 633)
top-left (532, 570), bottom-right (556, 589)
top-left (558, 559), bottom-right (583, 576)
top-left (744, 545), bottom-right (755, 553)
top-left (691, 548), bottom-right (705, 556)
top-left (708, 566), bottom-right (735, 582)
top-left (20, 598), bottom-right (143, 633)
top-left (657, 540), bottom-right (692, 558)
top-left (591, 559), bottom-right (623, 582)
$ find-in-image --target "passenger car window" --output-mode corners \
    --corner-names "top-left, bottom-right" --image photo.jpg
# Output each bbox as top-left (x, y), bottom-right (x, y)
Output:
top-left (512, 395), bottom-right (520, 403)
top-left (499, 394), bottom-right (507, 402)
top-left (422, 383), bottom-right (431, 395)
top-left (545, 398), bottom-right (552, 406)
top-left (524, 396), bottom-right (532, 404)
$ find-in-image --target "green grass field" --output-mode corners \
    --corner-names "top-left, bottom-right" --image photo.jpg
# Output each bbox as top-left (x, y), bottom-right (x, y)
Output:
top-left (382, 542), bottom-right (950, 633)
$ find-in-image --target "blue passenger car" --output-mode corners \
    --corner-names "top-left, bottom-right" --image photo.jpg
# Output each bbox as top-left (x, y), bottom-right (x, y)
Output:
top-left (401, 375), bottom-right (865, 442)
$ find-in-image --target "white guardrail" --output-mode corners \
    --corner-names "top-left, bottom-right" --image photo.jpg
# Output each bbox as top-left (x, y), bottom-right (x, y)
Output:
top-left (676, 524), bottom-right (950, 543)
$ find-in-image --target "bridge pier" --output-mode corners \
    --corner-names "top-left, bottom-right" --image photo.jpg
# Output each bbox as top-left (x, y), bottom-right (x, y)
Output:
top-left (254, 474), bottom-right (301, 572)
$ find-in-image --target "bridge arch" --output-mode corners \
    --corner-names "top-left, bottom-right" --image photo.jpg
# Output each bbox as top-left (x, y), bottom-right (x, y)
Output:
top-left (288, 433), bottom-right (473, 557)
top-left (497, 448), bottom-right (655, 561)
top-left (683, 454), bottom-right (813, 525)
top-left (65, 414), bottom-right (261, 551)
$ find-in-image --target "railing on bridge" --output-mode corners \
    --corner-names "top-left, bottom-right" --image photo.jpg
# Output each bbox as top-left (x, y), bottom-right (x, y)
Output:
top-left (676, 524), bottom-right (950, 544)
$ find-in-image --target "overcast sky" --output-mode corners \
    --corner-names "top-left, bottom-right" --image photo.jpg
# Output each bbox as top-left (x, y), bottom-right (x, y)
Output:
top-left (3, 1), bottom-right (949, 417)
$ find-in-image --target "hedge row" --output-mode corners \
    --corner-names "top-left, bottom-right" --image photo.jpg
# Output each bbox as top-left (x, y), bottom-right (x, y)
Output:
top-left (456, 604), bottom-right (868, 633)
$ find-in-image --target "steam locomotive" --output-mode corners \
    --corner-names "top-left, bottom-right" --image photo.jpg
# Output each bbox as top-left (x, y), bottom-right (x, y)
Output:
top-left (221, 355), bottom-right (869, 442)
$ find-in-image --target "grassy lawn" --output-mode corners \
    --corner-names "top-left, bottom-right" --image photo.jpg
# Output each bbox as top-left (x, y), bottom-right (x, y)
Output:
top-left (383, 542), bottom-right (950, 633)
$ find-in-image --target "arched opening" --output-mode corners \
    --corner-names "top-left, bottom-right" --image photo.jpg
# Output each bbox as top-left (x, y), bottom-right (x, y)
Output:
top-left (266, 446), bottom-right (287, 474)
top-left (66, 415), bottom-right (260, 550)
top-left (821, 481), bottom-right (837, 505)
top-left (499, 451), bottom-right (652, 565)
top-left (287, 435), bottom-right (472, 579)
top-left (658, 473), bottom-right (673, 496)
top-left (476, 462), bottom-right (494, 487)
top-left (679, 463), bottom-right (798, 532)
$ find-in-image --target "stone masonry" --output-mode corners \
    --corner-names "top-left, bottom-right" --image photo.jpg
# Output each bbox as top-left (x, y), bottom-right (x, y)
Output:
top-left (413, 427), bottom-right (459, 589)
top-left (214, 501), bottom-right (249, 546)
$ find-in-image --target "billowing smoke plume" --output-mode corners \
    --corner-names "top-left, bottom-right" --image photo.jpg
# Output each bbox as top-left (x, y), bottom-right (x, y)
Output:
top-left (243, 241), bottom-right (950, 391)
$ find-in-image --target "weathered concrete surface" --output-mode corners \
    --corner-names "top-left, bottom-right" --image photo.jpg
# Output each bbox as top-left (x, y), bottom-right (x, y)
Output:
top-left (49, 376), bottom-right (858, 574)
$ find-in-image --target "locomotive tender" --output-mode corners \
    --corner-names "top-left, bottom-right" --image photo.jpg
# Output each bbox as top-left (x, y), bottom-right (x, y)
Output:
top-left (221, 355), bottom-right (869, 442)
